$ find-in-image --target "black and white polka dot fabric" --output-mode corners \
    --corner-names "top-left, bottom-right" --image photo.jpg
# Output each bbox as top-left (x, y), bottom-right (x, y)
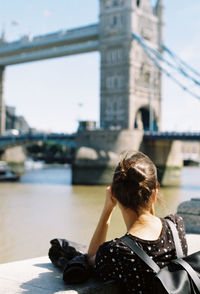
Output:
top-left (95, 214), bottom-right (188, 294)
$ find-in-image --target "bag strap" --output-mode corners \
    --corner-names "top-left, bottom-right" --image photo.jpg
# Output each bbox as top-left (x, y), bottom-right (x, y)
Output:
top-left (166, 219), bottom-right (200, 292)
top-left (120, 235), bottom-right (160, 273)
top-left (173, 258), bottom-right (200, 292)
top-left (120, 218), bottom-right (184, 273)
top-left (165, 219), bottom-right (184, 258)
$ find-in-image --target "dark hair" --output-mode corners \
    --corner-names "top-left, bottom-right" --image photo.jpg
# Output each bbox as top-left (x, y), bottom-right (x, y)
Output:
top-left (111, 151), bottom-right (159, 214)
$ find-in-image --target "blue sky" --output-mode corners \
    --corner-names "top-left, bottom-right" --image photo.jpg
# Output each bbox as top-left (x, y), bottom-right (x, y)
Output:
top-left (0, 0), bottom-right (200, 133)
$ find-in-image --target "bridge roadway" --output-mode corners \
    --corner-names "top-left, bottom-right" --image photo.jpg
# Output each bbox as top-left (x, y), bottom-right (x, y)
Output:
top-left (0, 133), bottom-right (76, 150)
top-left (0, 131), bottom-right (200, 150)
top-left (143, 131), bottom-right (200, 140)
top-left (0, 24), bottom-right (99, 65)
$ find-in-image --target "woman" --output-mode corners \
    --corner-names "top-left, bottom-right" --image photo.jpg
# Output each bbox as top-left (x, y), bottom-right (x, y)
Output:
top-left (87, 151), bottom-right (187, 293)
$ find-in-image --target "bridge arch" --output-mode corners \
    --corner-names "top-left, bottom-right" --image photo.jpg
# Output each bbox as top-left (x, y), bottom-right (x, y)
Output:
top-left (134, 106), bottom-right (158, 131)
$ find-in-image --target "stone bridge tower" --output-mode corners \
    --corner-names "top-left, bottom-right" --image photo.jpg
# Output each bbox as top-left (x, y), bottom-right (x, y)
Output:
top-left (74, 0), bottom-right (181, 187)
top-left (99, 0), bottom-right (163, 131)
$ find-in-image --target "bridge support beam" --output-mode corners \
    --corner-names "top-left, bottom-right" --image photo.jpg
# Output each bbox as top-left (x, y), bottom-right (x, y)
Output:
top-left (0, 66), bottom-right (6, 135)
top-left (142, 139), bottom-right (183, 186)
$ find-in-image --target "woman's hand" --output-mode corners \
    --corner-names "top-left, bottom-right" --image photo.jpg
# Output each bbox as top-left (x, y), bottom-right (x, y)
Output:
top-left (103, 186), bottom-right (117, 212)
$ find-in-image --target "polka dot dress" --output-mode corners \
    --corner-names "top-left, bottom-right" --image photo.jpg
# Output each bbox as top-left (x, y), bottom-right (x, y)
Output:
top-left (95, 214), bottom-right (188, 294)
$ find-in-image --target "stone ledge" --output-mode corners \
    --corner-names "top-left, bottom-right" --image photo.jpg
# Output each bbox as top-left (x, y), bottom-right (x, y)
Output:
top-left (177, 198), bottom-right (200, 234)
top-left (0, 256), bottom-right (120, 294)
top-left (0, 235), bottom-right (199, 294)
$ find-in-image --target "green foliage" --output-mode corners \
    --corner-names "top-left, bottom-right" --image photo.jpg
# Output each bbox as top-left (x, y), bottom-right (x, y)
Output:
top-left (26, 142), bottom-right (74, 164)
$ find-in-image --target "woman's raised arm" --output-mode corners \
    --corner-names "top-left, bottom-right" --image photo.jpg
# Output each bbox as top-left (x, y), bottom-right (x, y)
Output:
top-left (87, 186), bottom-right (117, 265)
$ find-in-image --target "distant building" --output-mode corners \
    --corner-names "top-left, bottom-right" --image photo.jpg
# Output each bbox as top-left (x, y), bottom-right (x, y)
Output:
top-left (6, 106), bottom-right (30, 134)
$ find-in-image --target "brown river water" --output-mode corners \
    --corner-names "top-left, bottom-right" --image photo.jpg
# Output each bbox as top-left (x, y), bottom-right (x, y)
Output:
top-left (0, 165), bottom-right (200, 264)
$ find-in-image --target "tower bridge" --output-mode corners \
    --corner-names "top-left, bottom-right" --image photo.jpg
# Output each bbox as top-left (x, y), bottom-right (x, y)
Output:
top-left (0, 0), bottom-right (198, 185)
top-left (0, 0), bottom-right (163, 135)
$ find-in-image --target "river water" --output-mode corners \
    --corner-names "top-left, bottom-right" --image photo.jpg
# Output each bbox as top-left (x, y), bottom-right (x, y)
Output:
top-left (0, 165), bottom-right (200, 264)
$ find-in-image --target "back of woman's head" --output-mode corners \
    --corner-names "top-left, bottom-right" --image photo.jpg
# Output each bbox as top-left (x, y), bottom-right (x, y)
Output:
top-left (111, 151), bottom-right (158, 214)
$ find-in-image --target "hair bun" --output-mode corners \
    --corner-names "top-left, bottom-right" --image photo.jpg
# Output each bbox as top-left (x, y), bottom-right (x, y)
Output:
top-left (112, 151), bottom-right (158, 213)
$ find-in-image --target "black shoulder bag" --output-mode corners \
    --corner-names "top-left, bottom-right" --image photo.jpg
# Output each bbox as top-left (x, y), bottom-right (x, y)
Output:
top-left (121, 219), bottom-right (200, 294)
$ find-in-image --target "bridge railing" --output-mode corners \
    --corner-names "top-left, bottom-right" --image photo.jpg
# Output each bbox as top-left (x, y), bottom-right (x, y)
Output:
top-left (0, 24), bottom-right (99, 56)
top-left (0, 133), bottom-right (76, 150)
top-left (144, 131), bottom-right (200, 140)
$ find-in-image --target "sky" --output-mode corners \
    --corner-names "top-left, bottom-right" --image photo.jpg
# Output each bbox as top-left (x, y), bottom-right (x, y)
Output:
top-left (0, 0), bottom-right (200, 133)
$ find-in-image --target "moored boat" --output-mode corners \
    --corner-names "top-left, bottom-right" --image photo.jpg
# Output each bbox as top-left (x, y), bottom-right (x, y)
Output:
top-left (0, 161), bottom-right (20, 182)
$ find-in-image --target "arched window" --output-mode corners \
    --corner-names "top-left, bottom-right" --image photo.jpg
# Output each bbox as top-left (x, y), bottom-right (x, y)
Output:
top-left (113, 15), bottom-right (118, 26)
top-left (114, 77), bottom-right (118, 88)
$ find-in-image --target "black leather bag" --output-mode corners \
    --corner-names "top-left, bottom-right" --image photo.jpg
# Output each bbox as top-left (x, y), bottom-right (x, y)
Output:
top-left (48, 238), bottom-right (91, 284)
top-left (121, 219), bottom-right (200, 294)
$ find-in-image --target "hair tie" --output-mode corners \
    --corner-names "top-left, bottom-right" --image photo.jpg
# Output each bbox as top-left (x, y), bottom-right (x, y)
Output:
top-left (120, 170), bottom-right (127, 181)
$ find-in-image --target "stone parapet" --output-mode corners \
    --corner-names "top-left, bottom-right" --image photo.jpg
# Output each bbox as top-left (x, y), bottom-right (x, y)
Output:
top-left (0, 256), bottom-right (119, 294)
top-left (177, 198), bottom-right (200, 234)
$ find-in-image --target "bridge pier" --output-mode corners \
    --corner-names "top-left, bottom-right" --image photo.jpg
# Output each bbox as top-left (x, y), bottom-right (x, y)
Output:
top-left (0, 66), bottom-right (6, 135)
top-left (142, 139), bottom-right (183, 186)
top-left (72, 130), bottom-right (183, 186)
top-left (0, 146), bottom-right (26, 175)
top-left (72, 129), bottom-right (144, 185)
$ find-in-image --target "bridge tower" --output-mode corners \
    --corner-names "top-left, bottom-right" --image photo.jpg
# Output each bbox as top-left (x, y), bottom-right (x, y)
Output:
top-left (73, 0), bottom-right (171, 185)
top-left (99, 0), bottom-right (163, 131)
